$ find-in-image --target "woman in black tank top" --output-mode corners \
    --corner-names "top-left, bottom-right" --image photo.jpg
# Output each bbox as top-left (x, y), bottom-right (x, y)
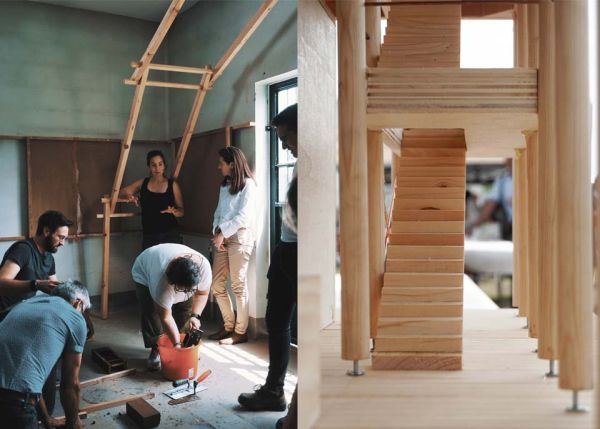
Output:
top-left (118, 150), bottom-right (185, 249)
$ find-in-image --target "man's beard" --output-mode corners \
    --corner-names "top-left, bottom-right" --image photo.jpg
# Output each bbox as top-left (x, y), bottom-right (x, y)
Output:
top-left (44, 235), bottom-right (58, 253)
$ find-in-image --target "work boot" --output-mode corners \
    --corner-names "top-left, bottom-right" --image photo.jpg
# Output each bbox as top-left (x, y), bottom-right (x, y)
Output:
top-left (238, 385), bottom-right (286, 411)
top-left (147, 348), bottom-right (161, 371)
top-left (219, 332), bottom-right (248, 345)
top-left (208, 327), bottom-right (232, 341)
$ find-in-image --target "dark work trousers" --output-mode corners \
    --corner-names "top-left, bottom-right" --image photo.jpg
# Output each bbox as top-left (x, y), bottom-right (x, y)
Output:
top-left (0, 397), bottom-right (39, 429)
top-left (135, 283), bottom-right (192, 348)
top-left (264, 242), bottom-right (297, 393)
top-left (142, 231), bottom-right (182, 250)
top-left (0, 309), bottom-right (57, 415)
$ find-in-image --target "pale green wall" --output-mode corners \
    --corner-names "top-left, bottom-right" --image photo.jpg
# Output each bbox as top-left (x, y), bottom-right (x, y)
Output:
top-left (0, 1), bottom-right (168, 140)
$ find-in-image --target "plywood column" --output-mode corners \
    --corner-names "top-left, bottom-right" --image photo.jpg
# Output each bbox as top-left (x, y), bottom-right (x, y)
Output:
top-left (513, 149), bottom-right (528, 319)
top-left (513, 4), bottom-right (528, 318)
top-left (537, 1), bottom-right (558, 362)
top-left (337, 0), bottom-right (370, 363)
top-left (555, 0), bottom-right (594, 394)
top-left (366, 5), bottom-right (385, 338)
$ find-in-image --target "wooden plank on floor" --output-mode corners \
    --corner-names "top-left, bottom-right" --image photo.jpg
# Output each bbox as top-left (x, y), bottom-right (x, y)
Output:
top-left (387, 245), bottom-right (464, 259)
top-left (389, 233), bottom-right (464, 246)
top-left (379, 302), bottom-right (463, 318)
top-left (386, 259), bottom-right (464, 273)
top-left (381, 287), bottom-right (463, 303)
top-left (372, 352), bottom-right (462, 370)
top-left (393, 210), bottom-right (465, 221)
top-left (375, 335), bottom-right (462, 352)
top-left (392, 220), bottom-right (464, 233)
top-left (377, 317), bottom-right (462, 335)
top-left (383, 272), bottom-right (464, 287)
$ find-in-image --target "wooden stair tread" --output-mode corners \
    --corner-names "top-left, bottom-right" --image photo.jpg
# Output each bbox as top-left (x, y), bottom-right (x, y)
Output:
top-left (393, 210), bottom-right (465, 221)
top-left (395, 177), bottom-right (466, 188)
top-left (392, 220), bottom-right (465, 233)
top-left (387, 245), bottom-right (464, 259)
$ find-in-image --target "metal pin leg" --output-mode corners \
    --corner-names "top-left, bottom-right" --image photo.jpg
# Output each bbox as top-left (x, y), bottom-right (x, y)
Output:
top-left (566, 390), bottom-right (588, 413)
top-left (522, 318), bottom-right (528, 329)
top-left (346, 360), bottom-right (365, 377)
top-left (545, 360), bottom-right (558, 378)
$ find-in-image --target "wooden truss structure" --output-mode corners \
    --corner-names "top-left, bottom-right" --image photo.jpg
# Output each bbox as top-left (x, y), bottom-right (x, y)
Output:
top-left (98, 0), bottom-right (278, 319)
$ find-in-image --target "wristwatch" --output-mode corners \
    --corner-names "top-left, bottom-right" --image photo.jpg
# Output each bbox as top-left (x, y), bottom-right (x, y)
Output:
top-left (191, 313), bottom-right (201, 321)
top-left (29, 280), bottom-right (37, 291)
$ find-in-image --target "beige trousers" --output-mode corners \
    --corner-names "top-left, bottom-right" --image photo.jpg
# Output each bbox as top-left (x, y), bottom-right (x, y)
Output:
top-left (211, 229), bottom-right (254, 334)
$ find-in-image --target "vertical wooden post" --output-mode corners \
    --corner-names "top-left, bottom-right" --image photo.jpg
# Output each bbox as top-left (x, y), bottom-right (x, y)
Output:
top-left (513, 148), bottom-right (528, 318)
top-left (526, 129), bottom-right (539, 338)
top-left (537, 1), bottom-right (558, 361)
top-left (337, 0), bottom-right (370, 362)
top-left (101, 197), bottom-right (111, 320)
top-left (526, 5), bottom-right (540, 339)
top-left (555, 0), bottom-right (593, 392)
top-left (513, 4), bottom-right (529, 318)
top-left (366, 5), bottom-right (385, 338)
top-left (225, 126), bottom-right (232, 147)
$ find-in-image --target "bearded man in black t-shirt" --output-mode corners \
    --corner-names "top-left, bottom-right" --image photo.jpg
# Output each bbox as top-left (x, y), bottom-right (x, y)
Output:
top-left (0, 210), bottom-right (72, 312)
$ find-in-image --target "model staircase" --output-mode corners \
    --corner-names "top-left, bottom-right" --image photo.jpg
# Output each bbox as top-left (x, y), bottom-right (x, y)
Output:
top-left (372, 129), bottom-right (466, 370)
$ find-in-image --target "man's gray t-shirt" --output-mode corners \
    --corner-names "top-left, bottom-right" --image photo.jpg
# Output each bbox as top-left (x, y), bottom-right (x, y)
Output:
top-left (131, 243), bottom-right (212, 309)
top-left (0, 295), bottom-right (86, 394)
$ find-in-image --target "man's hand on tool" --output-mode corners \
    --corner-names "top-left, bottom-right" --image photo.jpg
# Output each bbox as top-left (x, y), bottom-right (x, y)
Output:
top-left (188, 316), bottom-right (201, 331)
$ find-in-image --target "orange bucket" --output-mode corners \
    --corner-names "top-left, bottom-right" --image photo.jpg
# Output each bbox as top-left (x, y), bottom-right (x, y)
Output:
top-left (156, 334), bottom-right (200, 381)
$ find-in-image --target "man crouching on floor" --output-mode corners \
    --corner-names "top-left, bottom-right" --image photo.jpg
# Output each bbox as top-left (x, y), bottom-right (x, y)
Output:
top-left (0, 280), bottom-right (89, 429)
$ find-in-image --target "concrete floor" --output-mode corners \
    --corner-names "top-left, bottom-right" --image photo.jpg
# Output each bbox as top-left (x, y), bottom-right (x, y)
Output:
top-left (54, 302), bottom-right (297, 429)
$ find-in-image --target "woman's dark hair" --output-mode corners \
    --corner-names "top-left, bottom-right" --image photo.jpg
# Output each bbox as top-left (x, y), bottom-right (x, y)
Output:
top-left (218, 146), bottom-right (255, 195)
top-left (165, 256), bottom-right (200, 292)
top-left (35, 210), bottom-right (73, 236)
top-left (146, 150), bottom-right (167, 169)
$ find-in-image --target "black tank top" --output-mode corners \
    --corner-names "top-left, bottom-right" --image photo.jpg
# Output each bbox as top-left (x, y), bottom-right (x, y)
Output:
top-left (140, 177), bottom-right (178, 234)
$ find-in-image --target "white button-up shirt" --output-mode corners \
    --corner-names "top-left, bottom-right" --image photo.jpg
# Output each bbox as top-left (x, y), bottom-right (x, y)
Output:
top-left (212, 178), bottom-right (257, 239)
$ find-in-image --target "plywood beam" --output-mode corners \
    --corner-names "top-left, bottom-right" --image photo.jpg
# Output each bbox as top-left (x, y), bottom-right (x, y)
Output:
top-left (129, 0), bottom-right (185, 82)
top-left (555, 0), bottom-right (593, 392)
top-left (173, 73), bottom-right (211, 179)
top-left (210, 0), bottom-right (279, 86)
top-left (337, 0), bottom-right (370, 362)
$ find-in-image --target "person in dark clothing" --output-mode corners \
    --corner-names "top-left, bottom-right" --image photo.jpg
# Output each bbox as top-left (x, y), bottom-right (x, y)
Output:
top-left (119, 150), bottom-right (185, 249)
top-left (238, 103), bottom-right (298, 414)
top-left (0, 210), bottom-right (73, 422)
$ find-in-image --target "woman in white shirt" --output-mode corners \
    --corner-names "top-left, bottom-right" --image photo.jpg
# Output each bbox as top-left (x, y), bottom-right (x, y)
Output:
top-left (208, 146), bottom-right (257, 345)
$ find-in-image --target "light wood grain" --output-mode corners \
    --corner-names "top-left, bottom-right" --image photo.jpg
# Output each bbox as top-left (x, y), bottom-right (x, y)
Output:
top-left (526, 131), bottom-right (539, 339)
top-left (383, 272), bottom-right (464, 287)
top-left (392, 220), bottom-right (464, 233)
top-left (536, 1), bottom-right (558, 361)
top-left (387, 245), bottom-right (464, 259)
top-left (374, 335), bottom-right (462, 352)
top-left (389, 232), bottom-right (464, 246)
top-left (372, 352), bottom-right (462, 370)
top-left (555, 0), bottom-right (594, 391)
top-left (386, 259), bottom-right (464, 273)
top-left (337, 0), bottom-right (370, 361)
top-left (381, 287), bottom-right (463, 303)
top-left (379, 302), bottom-right (462, 318)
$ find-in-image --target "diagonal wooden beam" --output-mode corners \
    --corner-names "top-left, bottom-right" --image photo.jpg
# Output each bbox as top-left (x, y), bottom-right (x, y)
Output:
top-left (210, 0), bottom-right (279, 86)
top-left (130, 0), bottom-right (186, 82)
top-left (173, 73), bottom-right (212, 179)
top-left (110, 68), bottom-right (149, 212)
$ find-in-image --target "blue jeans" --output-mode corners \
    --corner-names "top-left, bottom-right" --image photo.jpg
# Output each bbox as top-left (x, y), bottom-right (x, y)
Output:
top-left (0, 397), bottom-right (39, 429)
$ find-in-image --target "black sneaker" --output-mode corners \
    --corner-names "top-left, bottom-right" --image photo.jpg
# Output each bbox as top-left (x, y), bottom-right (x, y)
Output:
top-left (208, 327), bottom-right (232, 341)
top-left (238, 385), bottom-right (286, 411)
